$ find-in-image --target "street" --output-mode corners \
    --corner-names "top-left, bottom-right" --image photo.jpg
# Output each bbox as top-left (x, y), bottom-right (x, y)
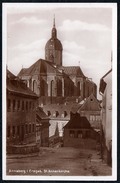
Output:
top-left (7, 147), bottom-right (112, 176)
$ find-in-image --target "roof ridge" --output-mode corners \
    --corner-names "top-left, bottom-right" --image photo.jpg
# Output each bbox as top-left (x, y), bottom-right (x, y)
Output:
top-left (45, 61), bottom-right (64, 75)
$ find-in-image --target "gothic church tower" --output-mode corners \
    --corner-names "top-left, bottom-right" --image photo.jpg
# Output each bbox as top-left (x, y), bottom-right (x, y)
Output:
top-left (45, 16), bottom-right (63, 66)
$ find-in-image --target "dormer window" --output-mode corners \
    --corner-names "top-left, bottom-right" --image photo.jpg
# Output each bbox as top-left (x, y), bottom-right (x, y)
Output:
top-left (61, 111), bottom-right (67, 118)
top-left (53, 111), bottom-right (59, 117)
top-left (47, 111), bottom-right (51, 116)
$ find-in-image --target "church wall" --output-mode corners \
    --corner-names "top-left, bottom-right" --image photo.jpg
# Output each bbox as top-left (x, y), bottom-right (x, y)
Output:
top-left (47, 75), bottom-right (57, 97)
top-left (32, 76), bottom-right (40, 95)
top-left (19, 75), bottom-right (40, 96)
top-left (64, 77), bottom-right (74, 97)
top-left (76, 77), bottom-right (83, 97)
top-left (39, 76), bottom-right (48, 96)
top-left (19, 73), bottom-right (96, 104)
top-left (68, 76), bottom-right (85, 97)
top-left (38, 96), bottom-right (67, 105)
top-left (57, 79), bottom-right (62, 96)
top-left (84, 79), bottom-right (97, 98)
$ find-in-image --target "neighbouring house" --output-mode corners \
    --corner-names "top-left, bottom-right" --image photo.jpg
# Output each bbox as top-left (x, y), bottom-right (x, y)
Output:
top-left (7, 70), bottom-right (38, 147)
top-left (99, 69), bottom-right (112, 166)
top-left (42, 103), bottom-right (81, 139)
top-left (7, 70), bottom-right (50, 154)
top-left (78, 94), bottom-right (101, 130)
top-left (36, 107), bottom-right (50, 147)
top-left (63, 112), bottom-right (99, 149)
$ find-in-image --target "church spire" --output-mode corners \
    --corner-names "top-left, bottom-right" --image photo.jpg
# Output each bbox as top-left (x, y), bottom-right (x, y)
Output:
top-left (53, 14), bottom-right (55, 28)
top-left (52, 15), bottom-right (57, 38)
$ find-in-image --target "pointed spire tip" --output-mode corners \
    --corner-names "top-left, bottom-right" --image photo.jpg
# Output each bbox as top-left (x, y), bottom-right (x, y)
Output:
top-left (53, 14), bottom-right (55, 28)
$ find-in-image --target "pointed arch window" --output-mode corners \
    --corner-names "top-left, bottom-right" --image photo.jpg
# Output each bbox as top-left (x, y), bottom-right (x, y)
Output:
top-left (51, 80), bottom-right (54, 97)
top-left (40, 80), bottom-right (45, 96)
top-left (33, 80), bottom-right (37, 93)
top-left (57, 79), bottom-right (62, 96)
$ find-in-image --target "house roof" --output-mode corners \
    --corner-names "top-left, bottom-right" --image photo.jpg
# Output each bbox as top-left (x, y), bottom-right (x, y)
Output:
top-left (64, 113), bottom-right (91, 129)
top-left (18, 59), bottom-right (64, 77)
top-left (78, 94), bottom-right (101, 111)
top-left (36, 107), bottom-right (50, 128)
top-left (58, 66), bottom-right (85, 77)
top-left (36, 107), bottom-right (50, 120)
top-left (43, 103), bottom-right (81, 120)
top-left (86, 78), bottom-right (96, 85)
top-left (7, 69), bottom-right (16, 79)
top-left (101, 69), bottom-right (112, 80)
top-left (7, 70), bottom-right (37, 98)
top-left (99, 69), bottom-right (112, 94)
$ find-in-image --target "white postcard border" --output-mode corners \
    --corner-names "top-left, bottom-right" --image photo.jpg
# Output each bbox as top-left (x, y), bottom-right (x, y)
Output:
top-left (2, 2), bottom-right (117, 181)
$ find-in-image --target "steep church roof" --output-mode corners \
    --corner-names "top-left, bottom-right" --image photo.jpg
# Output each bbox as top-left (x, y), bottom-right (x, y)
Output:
top-left (18, 59), bottom-right (64, 76)
top-left (58, 66), bottom-right (85, 77)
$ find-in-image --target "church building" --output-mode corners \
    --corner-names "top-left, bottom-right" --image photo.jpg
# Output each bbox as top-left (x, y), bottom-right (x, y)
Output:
top-left (18, 17), bottom-right (97, 105)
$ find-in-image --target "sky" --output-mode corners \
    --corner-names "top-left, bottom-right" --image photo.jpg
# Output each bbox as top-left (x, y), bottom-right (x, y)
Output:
top-left (4, 3), bottom-right (115, 98)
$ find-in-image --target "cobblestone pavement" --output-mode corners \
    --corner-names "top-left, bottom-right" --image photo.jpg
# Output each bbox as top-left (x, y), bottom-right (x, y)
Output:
top-left (7, 147), bottom-right (112, 176)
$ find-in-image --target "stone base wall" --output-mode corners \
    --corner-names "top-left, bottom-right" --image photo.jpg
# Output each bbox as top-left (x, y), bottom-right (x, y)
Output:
top-left (7, 144), bottom-right (39, 154)
top-left (7, 133), bottom-right (36, 146)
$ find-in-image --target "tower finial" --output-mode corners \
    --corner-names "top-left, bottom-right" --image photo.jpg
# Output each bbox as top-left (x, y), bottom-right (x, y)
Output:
top-left (53, 14), bottom-right (55, 28)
